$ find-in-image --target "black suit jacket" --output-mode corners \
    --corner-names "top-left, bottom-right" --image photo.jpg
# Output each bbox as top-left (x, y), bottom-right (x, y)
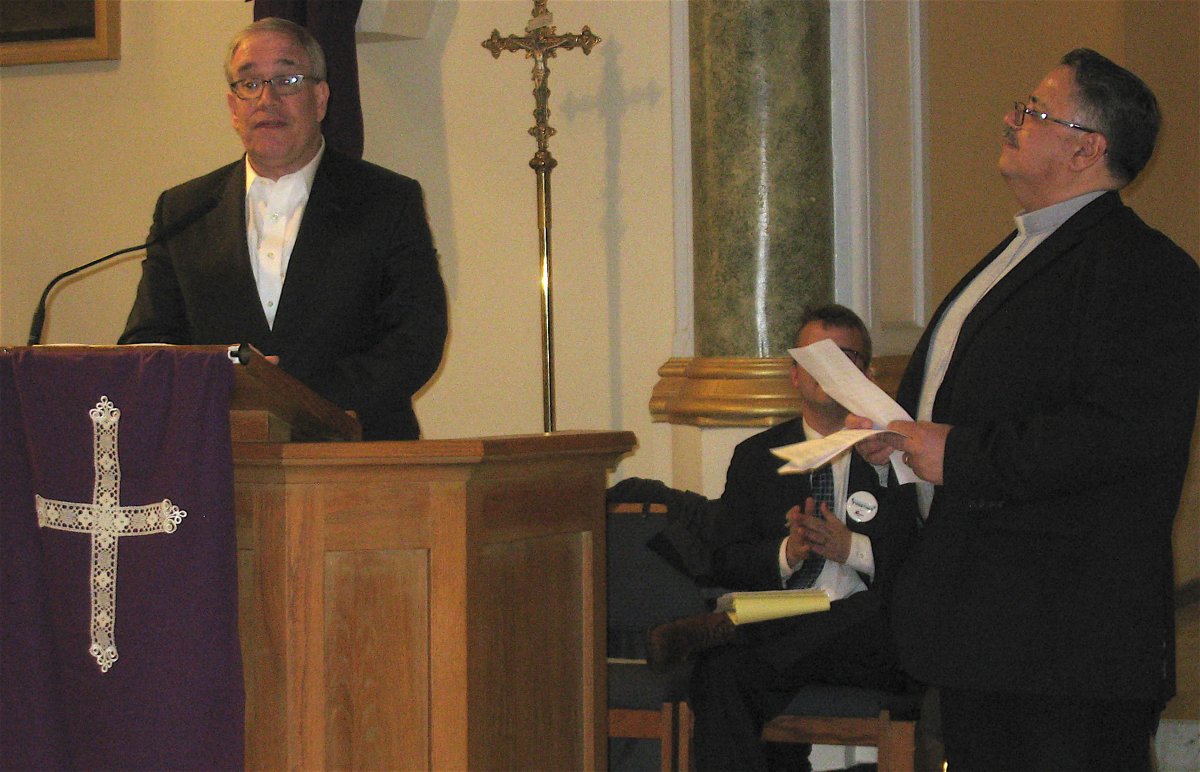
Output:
top-left (891, 191), bottom-right (1199, 704)
top-left (120, 149), bottom-right (447, 440)
top-left (714, 417), bottom-right (920, 670)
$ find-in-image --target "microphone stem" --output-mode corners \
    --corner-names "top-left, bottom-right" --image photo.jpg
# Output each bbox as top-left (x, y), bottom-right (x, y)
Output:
top-left (27, 243), bottom-right (149, 346)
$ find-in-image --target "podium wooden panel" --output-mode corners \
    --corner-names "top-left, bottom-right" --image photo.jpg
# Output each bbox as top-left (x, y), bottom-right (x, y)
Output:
top-left (233, 431), bottom-right (635, 770)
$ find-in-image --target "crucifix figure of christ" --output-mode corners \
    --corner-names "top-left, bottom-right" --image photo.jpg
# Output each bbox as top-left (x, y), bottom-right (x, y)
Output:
top-left (483, 0), bottom-right (600, 433)
top-left (36, 396), bottom-right (187, 672)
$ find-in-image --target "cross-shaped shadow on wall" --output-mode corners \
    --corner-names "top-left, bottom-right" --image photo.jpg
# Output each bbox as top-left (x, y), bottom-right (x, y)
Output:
top-left (560, 36), bottom-right (662, 428)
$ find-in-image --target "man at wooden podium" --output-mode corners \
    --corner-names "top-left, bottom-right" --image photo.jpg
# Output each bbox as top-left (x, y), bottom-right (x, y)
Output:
top-left (120, 17), bottom-right (446, 440)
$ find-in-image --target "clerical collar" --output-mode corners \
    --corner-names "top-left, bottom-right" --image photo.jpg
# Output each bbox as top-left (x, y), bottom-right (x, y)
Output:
top-left (1015, 189), bottom-right (1107, 239)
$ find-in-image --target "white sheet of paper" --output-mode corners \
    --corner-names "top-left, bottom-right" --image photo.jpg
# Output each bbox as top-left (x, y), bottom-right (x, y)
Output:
top-left (785, 338), bottom-right (919, 484)
top-left (771, 428), bottom-right (898, 474)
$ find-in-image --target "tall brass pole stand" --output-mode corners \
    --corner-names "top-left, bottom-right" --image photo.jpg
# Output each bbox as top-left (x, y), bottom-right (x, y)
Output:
top-left (483, 0), bottom-right (600, 432)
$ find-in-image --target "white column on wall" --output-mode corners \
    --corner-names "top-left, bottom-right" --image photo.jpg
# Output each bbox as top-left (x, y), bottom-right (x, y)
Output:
top-left (670, 0), bottom-right (694, 358)
top-left (830, 0), bottom-right (871, 319)
top-left (833, 0), bottom-right (929, 356)
top-left (863, 0), bottom-right (928, 355)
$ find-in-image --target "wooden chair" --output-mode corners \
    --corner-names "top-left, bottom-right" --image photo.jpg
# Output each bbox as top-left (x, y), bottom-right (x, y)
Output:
top-left (608, 699), bottom-right (692, 772)
top-left (659, 661), bottom-right (929, 771)
top-left (606, 502), bottom-right (708, 772)
top-left (759, 684), bottom-right (923, 771)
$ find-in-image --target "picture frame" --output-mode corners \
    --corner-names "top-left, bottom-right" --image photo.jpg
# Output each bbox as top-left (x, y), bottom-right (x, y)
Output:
top-left (1, 1), bottom-right (120, 67)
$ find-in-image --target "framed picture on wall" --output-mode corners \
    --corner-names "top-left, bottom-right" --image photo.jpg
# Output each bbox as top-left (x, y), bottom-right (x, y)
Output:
top-left (0, 0), bottom-right (120, 67)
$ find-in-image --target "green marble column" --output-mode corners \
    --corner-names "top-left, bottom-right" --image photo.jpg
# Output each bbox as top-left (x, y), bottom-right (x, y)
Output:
top-left (690, 0), bottom-right (832, 358)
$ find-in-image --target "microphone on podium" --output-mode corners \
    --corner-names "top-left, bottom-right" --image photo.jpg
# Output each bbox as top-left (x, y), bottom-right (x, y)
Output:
top-left (26, 196), bottom-right (219, 346)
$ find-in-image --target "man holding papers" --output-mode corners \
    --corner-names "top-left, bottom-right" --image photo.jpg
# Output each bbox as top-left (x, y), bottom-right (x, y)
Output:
top-left (851, 50), bottom-right (1198, 770)
top-left (647, 305), bottom-right (919, 771)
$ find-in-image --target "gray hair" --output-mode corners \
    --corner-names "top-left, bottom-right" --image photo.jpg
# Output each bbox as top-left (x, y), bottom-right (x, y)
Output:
top-left (224, 17), bottom-right (327, 84)
top-left (1061, 48), bottom-right (1159, 186)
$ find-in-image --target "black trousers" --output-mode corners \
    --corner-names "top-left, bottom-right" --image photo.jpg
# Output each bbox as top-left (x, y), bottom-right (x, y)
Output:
top-left (688, 613), bottom-right (903, 772)
top-left (939, 686), bottom-right (1158, 772)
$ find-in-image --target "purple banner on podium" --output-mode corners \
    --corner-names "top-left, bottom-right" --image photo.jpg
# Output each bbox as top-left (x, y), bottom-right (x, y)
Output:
top-left (1, 347), bottom-right (243, 770)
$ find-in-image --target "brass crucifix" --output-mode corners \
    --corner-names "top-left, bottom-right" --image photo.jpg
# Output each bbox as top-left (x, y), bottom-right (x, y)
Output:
top-left (483, 0), bottom-right (600, 433)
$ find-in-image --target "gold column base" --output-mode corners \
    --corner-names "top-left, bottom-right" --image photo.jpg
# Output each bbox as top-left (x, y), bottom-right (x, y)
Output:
top-left (650, 357), bottom-right (800, 427)
top-left (650, 355), bottom-right (910, 428)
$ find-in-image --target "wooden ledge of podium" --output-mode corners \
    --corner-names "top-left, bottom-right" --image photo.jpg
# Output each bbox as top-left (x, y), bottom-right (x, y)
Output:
top-left (224, 343), bottom-right (361, 442)
top-left (233, 429), bottom-right (637, 771)
top-left (7, 344), bottom-right (361, 442)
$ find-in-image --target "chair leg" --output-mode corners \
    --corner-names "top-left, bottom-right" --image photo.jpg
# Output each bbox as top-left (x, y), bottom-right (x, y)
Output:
top-left (677, 701), bottom-right (694, 772)
top-left (660, 702), bottom-right (677, 772)
top-left (876, 710), bottom-right (917, 772)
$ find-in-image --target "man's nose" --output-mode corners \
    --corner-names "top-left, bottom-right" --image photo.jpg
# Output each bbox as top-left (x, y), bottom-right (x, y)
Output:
top-left (256, 82), bottom-right (283, 104)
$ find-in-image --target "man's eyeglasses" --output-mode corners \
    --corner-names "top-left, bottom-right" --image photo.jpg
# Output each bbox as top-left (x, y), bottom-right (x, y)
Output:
top-left (839, 347), bottom-right (868, 369)
top-left (1012, 101), bottom-right (1098, 134)
top-left (229, 74), bottom-right (319, 100)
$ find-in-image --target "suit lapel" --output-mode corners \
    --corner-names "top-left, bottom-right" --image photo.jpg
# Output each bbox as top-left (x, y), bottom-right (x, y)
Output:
top-left (273, 151), bottom-right (346, 334)
top-left (798, 420), bottom-right (880, 534)
top-left (947, 192), bottom-right (1121, 380)
top-left (896, 234), bottom-right (1015, 412)
top-left (903, 192), bottom-right (1123, 415)
top-left (845, 454), bottom-right (886, 537)
top-left (212, 162), bottom-right (272, 339)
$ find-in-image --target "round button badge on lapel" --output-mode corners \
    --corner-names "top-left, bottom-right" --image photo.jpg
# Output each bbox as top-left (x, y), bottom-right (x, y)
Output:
top-left (846, 491), bottom-right (878, 522)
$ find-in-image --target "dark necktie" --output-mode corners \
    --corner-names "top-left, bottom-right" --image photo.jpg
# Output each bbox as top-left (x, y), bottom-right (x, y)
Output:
top-left (788, 463), bottom-right (833, 589)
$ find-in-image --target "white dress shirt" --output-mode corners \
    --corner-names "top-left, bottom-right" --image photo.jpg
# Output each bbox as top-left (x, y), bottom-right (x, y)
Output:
top-left (777, 419), bottom-right (875, 601)
top-left (243, 141), bottom-right (325, 328)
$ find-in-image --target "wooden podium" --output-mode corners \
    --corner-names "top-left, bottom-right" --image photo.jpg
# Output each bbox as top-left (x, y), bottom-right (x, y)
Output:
top-left (221, 347), bottom-right (635, 769)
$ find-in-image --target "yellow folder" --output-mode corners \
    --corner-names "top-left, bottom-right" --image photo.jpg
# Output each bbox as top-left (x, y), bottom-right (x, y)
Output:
top-left (715, 589), bottom-right (831, 625)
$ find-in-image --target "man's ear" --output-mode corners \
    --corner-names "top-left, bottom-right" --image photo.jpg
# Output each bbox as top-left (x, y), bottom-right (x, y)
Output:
top-left (1070, 131), bottom-right (1109, 172)
top-left (314, 79), bottom-right (330, 123)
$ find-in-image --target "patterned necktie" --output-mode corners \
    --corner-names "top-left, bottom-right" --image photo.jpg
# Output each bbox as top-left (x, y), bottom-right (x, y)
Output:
top-left (788, 463), bottom-right (833, 589)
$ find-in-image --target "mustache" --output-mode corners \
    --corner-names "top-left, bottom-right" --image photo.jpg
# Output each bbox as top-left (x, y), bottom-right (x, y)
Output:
top-left (1003, 126), bottom-right (1018, 146)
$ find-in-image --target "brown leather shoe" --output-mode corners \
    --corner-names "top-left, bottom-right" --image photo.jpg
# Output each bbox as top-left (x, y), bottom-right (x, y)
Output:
top-left (646, 611), bottom-right (737, 672)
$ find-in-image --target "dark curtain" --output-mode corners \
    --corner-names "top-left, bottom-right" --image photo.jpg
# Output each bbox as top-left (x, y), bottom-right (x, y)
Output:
top-left (251, 0), bottom-right (365, 159)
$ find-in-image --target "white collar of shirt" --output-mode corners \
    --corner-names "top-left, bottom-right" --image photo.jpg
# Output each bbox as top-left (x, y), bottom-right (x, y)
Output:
top-left (243, 138), bottom-right (324, 197)
top-left (1015, 189), bottom-right (1106, 238)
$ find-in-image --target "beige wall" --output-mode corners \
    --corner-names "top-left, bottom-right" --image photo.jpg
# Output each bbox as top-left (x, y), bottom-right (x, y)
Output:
top-left (1120, 0), bottom-right (1200, 257)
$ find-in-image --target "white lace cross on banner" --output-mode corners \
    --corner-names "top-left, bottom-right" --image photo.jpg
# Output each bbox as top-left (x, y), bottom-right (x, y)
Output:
top-left (35, 396), bottom-right (187, 673)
